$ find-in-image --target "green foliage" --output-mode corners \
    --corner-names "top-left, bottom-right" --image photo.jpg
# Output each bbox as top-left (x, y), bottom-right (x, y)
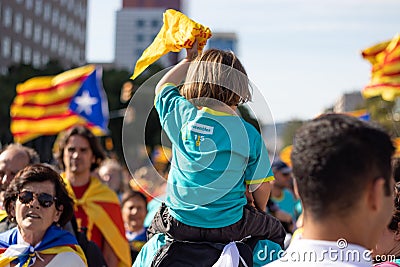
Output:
top-left (238, 105), bottom-right (261, 132)
top-left (365, 96), bottom-right (400, 137)
top-left (281, 119), bottom-right (304, 148)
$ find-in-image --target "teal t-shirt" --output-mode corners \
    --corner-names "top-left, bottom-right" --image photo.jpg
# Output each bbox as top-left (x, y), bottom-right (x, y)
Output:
top-left (132, 233), bottom-right (166, 267)
top-left (253, 239), bottom-right (282, 266)
top-left (155, 84), bottom-right (274, 228)
top-left (270, 189), bottom-right (298, 220)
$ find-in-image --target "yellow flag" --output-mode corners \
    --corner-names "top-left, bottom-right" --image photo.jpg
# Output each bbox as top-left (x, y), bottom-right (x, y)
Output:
top-left (362, 34), bottom-right (400, 101)
top-left (130, 9), bottom-right (212, 80)
top-left (279, 145), bottom-right (293, 167)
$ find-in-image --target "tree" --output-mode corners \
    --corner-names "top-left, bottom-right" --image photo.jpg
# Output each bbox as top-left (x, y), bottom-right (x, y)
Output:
top-left (281, 119), bottom-right (304, 148)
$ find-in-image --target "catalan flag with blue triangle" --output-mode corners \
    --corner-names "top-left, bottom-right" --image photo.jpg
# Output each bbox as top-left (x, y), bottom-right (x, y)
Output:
top-left (10, 65), bottom-right (109, 144)
top-left (0, 225), bottom-right (87, 266)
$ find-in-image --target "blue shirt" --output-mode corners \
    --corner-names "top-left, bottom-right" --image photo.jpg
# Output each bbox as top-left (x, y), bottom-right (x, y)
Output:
top-left (270, 189), bottom-right (297, 220)
top-left (155, 83), bottom-right (274, 228)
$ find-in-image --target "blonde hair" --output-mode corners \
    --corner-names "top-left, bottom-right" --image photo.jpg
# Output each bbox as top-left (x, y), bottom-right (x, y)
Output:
top-left (181, 49), bottom-right (251, 107)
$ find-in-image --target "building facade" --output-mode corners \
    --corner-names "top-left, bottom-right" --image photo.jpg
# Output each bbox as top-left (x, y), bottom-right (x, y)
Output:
top-left (114, 0), bottom-right (180, 71)
top-left (0, 0), bottom-right (87, 74)
top-left (333, 91), bottom-right (364, 113)
top-left (207, 32), bottom-right (238, 53)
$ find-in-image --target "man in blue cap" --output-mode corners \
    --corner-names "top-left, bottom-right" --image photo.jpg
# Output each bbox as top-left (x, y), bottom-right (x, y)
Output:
top-left (270, 160), bottom-right (298, 224)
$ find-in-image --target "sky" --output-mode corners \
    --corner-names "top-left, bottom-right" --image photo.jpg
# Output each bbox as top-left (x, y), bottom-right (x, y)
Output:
top-left (87, 0), bottom-right (400, 124)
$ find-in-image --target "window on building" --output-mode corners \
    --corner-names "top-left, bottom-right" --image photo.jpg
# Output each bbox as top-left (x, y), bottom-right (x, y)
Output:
top-left (24, 18), bottom-right (32, 38)
top-left (136, 34), bottom-right (144, 42)
top-left (66, 18), bottom-right (75, 35)
top-left (60, 0), bottom-right (67, 6)
top-left (67, 0), bottom-right (74, 11)
top-left (66, 43), bottom-right (73, 58)
top-left (136, 19), bottom-right (145, 27)
top-left (25, 0), bottom-right (33, 10)
top-left (80, 6), bottom-right (86, 20)
top-left (34, 0), bottom-right (42, 15)
top-left (33, 24), bottom-right (42, 43)
top-left (42, 54), bottom-right (49, 65)
top-left (59, 14), bottom-right (66, 31)
top-left (52, 8), bottom-right (59, 26)
top-left (151, 19), bottom-right (160, 28)
top-left (13, 42), bottom-right (22, 63)
top-left (80, 28), bottom-right (85, 44)
top-left (16, 0), bottom-right (24, 4)
top-left (42, 28), bottom-right (50, 48)
top-left (135, 48), bottom-right (144, 57)
top-left (50, 34), bottom-right (58, 52)
top-left (14, 13), bottom-right (23, 33)
top-left (3, 7), bottom-right (12, 28)
top-left (32, 51), bottom-right (41, 68)
top-left (43, 2), bottom-right (51, 21)
top-left (58, 38), bottom-right (66, 55)
top-left (23, 46), bottom-right (31, 64)
top-left (74, 47), bottom-right (80, 62)
top-left (2, 37), bottom-right (11, 58)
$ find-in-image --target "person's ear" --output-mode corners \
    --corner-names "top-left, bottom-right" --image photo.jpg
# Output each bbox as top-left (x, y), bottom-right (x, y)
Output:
top-left (9, 202), bottom-right (15, 219)
top-left (54, 204), bottom-right (63, 223)
top-left (395, 222), bottom-right (400, 241)
top-left (367, 177), bottom-right (386, 212)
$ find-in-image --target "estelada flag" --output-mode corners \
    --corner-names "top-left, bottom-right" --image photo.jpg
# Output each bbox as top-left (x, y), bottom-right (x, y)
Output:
top-left (362, 34), bottom-right (400, 101)
top-left (345, 109), bottom-right (370, 121)
top-left (131, 9), bottom-right (212, 80)
top-left (10, 65), bottom-right (109, 144)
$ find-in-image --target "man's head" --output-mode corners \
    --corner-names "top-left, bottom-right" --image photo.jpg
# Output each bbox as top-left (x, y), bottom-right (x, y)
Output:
top-left (291, 114), bottom-right (394, 222)
top-left (98, 158), bottom-right (124, 193)
top-left (0, 144), bottom-right (40, 191)
top-left (272, 160), bottom-right (292, 190)
top-left (55, 126), bottom-right (105, 175)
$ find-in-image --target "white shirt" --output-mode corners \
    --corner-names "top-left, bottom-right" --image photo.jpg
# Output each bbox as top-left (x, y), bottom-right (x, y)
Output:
top-left (265, 239), bottom-right (372, 267)
top-left (4, 252), bottom-right (86, 267)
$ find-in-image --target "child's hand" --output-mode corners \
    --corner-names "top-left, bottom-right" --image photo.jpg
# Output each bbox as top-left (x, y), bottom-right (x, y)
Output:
top-left (186, 39), bottom-right (199, 61)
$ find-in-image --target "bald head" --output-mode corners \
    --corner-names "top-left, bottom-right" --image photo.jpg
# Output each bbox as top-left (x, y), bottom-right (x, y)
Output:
top-left (0, 146), bottom-right (32, 191)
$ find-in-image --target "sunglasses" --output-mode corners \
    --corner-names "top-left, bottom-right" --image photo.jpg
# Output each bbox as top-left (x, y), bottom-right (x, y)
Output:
top-left (17, 191), bottom-right (57, 208)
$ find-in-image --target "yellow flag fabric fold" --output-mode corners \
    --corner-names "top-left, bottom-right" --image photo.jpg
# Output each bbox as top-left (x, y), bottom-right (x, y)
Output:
top-left (62, 175), bottom-right (131, 267)
top-left (362, 34), bottom-right (400, 101)
top-left (131, 9), bottom-right (212, 80)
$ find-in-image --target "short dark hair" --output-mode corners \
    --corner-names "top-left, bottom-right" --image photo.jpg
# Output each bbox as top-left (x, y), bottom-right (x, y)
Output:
top-left (4, 164), bottom-right (74, 226)
top-left (121, 190), bottom-right (148, 210)
top-left (388, 182), bottom-right (400, 231)
top-left (291, 114), bottom-right (394, 219)
top-left (55, 126), bottom-right (105, 171)
top-left (393, 157), bottom-right (400, 183)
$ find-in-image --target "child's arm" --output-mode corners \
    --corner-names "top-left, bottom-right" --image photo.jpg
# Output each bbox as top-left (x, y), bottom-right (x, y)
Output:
top-left (155, 39), bottom-right (199, 95)
top-left (249, 182), bottom-right (272, 212)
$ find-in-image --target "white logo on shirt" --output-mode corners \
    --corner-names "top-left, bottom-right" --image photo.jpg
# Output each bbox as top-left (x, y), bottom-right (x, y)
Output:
top-left (188, 122), bottom-right (214, 135)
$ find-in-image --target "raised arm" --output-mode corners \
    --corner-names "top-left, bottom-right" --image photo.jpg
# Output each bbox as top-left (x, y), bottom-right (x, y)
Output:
top-left (249, 182), bottom-right (272, 212)
top-left (155, 39), bottom-right (199, 95)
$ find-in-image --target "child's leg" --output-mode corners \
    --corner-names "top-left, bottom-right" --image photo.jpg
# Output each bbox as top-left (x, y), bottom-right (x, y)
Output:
top-left (147, 203), bottom-right (208, 242)
top-left (241, 204), bottom-right (286, 248)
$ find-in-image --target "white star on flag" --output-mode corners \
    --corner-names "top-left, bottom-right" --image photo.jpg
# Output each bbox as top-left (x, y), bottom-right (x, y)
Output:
top-left (74, 90), bottom-right (98, 115)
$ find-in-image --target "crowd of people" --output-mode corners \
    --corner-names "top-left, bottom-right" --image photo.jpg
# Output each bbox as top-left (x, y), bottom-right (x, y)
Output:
top-left (0, 40), bottom-right (399, 267)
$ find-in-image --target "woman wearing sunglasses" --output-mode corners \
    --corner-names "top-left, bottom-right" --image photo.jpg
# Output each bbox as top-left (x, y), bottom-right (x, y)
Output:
top-left (0, 164), bottom-right (87, 266)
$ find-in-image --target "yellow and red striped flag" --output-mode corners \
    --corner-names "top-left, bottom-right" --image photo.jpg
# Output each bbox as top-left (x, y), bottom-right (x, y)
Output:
top-left (10, 65), bottom-right (109, 144)
top-left (362, 34), bottom-right (400, 101)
